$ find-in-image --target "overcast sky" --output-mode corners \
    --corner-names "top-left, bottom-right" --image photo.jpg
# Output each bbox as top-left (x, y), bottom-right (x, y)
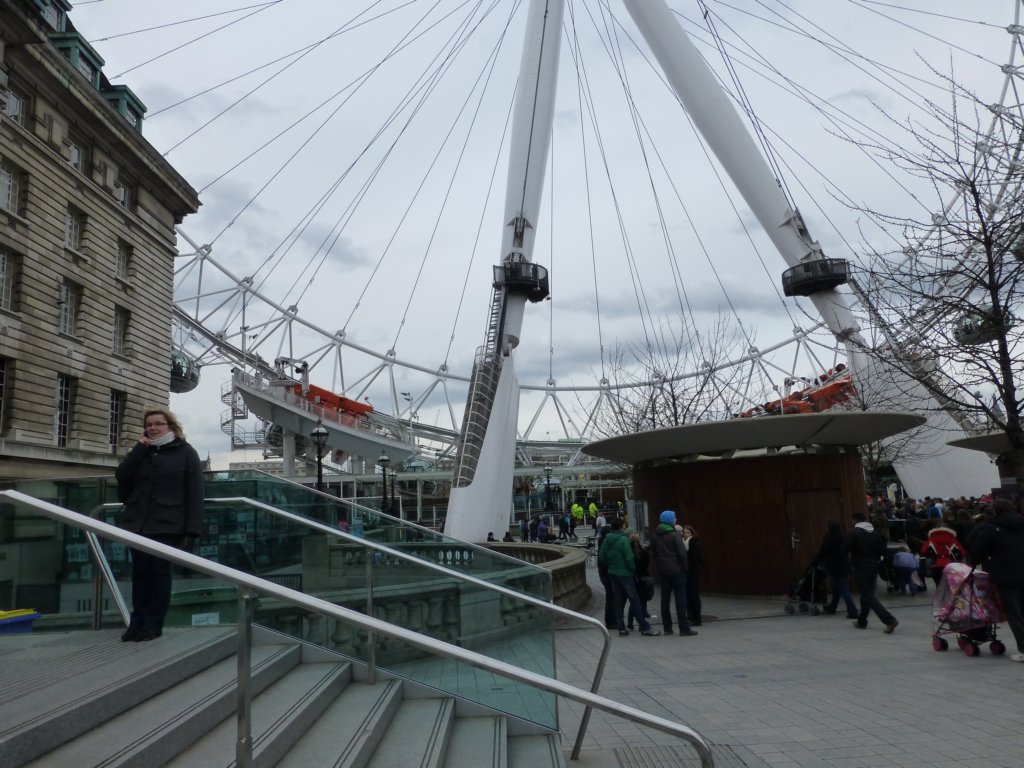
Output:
top-left (68, 0), bottom-right (1016, 467)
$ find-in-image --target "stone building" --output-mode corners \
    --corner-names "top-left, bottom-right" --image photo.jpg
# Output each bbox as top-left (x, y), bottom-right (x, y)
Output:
top-left (0, 0), bottom-right (200, 479)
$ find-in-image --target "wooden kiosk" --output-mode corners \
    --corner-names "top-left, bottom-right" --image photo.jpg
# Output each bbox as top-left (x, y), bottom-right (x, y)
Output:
top-left (583, 412), bottom-right (925, 595)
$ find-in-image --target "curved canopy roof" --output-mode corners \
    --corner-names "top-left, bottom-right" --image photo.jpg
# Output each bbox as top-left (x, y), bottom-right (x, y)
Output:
top-left (947, 432), bottom-right (1014, 455)
top-left (583, 412), bottom-right (926, 466)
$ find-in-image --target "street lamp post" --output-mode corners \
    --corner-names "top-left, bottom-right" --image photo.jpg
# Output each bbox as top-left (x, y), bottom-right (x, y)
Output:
top-left (388, 469), bottom-right (398, 518)
top-left (377, 451), bottom-right (390, 513)
top-left (544, 466), bottom-right (553, 512)
top-left (310, 421), bottom-right (329, 492)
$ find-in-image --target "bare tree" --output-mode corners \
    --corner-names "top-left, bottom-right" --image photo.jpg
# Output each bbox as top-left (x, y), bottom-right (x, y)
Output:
top-left (588, 313), bottom-right (753, 438)
top-left (836, 375), bottom-right (948, 500)
top-left (844, 74), bottom-right (1024, 497)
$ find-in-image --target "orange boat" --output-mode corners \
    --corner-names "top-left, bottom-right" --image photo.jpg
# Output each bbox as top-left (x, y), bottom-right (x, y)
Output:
top-left (289, 383), bottom-right (375, 416)
top-left (740, 367), bottom-right (855, 418)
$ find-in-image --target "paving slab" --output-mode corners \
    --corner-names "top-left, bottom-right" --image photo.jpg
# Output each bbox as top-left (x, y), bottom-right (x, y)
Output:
top-left (557, 550), bottom-right (1023, 768)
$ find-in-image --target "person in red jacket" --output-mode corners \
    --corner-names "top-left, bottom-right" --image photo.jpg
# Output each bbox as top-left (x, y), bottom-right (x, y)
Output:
top-left (920, 520), bottom-right (967, 587)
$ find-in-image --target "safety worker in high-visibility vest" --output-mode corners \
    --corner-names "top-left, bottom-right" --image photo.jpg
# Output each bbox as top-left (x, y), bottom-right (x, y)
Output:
top-left (570, 502), bottom-right (584, 540)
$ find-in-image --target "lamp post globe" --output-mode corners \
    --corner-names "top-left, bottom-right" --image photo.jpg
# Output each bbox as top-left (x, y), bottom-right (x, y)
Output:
top-left (310, 422), bottom-right (329, 492)
top-left (377, 451), bottom-right (390, 513)
top-left (544, 466), bottom-right (553, 512)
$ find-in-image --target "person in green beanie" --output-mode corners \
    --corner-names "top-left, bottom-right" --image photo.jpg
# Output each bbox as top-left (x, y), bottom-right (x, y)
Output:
top-left (649, 510), bottom-right (698, 637)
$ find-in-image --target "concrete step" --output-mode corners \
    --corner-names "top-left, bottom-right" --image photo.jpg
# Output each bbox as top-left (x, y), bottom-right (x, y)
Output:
top-left (508, 734), bottom-right (567, 768)
top-left (0, 628), bottom-right (567, 768)
top-left (0, 627), bottom-right (237, 768)
top-left (23, 643), bottom-right (302, 768)
top-left (366, 697), bottom-right (455, 768)
top-left (165, 660), bottom-right (352, 767)
top-left (276, 678), bottom-right (404, 768)
top-left (443, 716), bottom-right (507, 768)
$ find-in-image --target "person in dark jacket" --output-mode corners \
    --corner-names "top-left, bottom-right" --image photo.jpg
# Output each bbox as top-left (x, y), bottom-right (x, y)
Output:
top-left (116, 406), bottom-right (204, 642)
top-left (968, 498), bottom-right (1024, 663)
top-left (681, 525), bottom-right (704, 626)
top-left (816, 521), bottom-right (858, 618)
top-left (626, 532), bottom-right (655, 630)
top-left (843, 511), bottom-right (898, 633)
top-left (649, 511), bottom-right (697, 636)
top-left (598, 517), bottom-right (659, 636)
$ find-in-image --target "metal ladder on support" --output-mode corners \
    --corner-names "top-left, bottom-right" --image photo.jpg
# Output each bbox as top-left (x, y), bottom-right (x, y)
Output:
top-left (452, 285), bottom-right (506, 487)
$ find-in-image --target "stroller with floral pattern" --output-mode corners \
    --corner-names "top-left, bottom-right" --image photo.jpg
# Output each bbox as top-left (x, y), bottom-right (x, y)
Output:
top-left (931, 562), bottom-right (1006, 657)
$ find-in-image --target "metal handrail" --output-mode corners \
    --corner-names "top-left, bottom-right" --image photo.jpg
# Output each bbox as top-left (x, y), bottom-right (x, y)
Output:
top-left (88, 495), bottom-right (610, 757)
top-left (3, 490), bottom-right (713, 767)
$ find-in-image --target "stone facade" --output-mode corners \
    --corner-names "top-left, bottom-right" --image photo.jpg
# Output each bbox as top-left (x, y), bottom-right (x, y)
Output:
top-left (0, 0), bottom-right (199, 480)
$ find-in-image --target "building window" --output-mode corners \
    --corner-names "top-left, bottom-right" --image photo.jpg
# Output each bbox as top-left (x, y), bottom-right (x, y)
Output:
top-left (75, 51), bottom-right (99, 87)
top-left (0, 158), bottom-right (25, 216)
top-left (65, 205), bottom-right (85, 250)
top-left (112, 306), bottom-right (129, 356)
top-left (55, 374), bottom-right (75, 447)
top-left (112, 179), bottom-right (134, 210)
top-left (2, 88), bottom-right (26, 125)
top-left (116, 240), bottom-right (132, 280)
top-left (108, 390), bottom-right (125, 449)
top-left (37, 0), bottom-right (67, 31)
top-left (66, 138), bottom-right (88, 172)
top-left (58, 279), bottom-right (81, 335)
top-left (0, 250), bottom-right (20, 312)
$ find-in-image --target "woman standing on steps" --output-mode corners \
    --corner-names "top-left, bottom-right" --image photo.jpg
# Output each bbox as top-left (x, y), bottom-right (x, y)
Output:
top-left (116, 406), bottom-right (204, 642)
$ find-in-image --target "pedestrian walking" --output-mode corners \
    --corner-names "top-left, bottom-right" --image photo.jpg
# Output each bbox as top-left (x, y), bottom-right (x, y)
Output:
top-left (968, 498), bottom-right (1024, 663)
top-left (816, 521), bottom-right (858, 618)
top-left (843, 511), bottom-right (898, 634)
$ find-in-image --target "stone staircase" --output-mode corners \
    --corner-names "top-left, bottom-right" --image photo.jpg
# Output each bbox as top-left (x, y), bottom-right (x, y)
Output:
top-left (0, 626), bottom-right (565, 768)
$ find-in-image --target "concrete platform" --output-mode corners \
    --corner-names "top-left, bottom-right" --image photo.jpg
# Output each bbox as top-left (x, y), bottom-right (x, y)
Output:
top-left (556, 555), bottom-right (1024, 768)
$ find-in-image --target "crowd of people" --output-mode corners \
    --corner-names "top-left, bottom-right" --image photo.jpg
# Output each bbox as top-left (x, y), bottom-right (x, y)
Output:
top-left (812, 494), bottom-right (1024, 661)
top-left (562, 491), bottom-right (1023, 663)
top-left (594, 511), bottom-right (704, 638)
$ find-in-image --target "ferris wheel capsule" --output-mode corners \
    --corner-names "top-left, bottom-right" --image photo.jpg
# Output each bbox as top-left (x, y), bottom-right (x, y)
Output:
top-left (951, 306), bottom-right (1017, 345)
top-left (780, 258), bottom-right (850, 297)
top-left (169, 349), bottom-right (201, 393)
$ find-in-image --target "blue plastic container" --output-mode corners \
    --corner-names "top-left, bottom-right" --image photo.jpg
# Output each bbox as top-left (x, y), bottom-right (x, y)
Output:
top-left (0, 609), bottom-right (42, 634)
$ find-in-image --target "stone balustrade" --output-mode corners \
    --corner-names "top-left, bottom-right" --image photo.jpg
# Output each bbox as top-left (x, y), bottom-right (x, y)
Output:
top-left (485, 543), bottom-right (591, 611)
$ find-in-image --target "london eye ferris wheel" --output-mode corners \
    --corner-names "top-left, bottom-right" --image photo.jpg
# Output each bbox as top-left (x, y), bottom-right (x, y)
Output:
top-left (72, 1), bottom-right (1023, 511)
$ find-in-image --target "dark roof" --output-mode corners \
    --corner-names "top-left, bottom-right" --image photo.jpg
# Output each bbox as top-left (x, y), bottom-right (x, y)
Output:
top-left (583, 411), bottom-right (926, 465)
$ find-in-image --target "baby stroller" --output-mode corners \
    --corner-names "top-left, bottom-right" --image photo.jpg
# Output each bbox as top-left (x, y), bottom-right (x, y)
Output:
top-left (879, 548), bottom-right (899, 593)
top-left (931, 562), bottom-right (1006, 657)
top-left (784, 560), bottom-right (828, 615)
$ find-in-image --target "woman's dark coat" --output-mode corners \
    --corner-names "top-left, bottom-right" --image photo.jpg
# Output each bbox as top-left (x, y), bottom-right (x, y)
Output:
top-left (116, 438), bottom-right (204, 537)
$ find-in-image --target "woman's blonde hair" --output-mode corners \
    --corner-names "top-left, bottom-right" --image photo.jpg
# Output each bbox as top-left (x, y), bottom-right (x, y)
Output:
top-left (142, 405), bottom-right (185, 440)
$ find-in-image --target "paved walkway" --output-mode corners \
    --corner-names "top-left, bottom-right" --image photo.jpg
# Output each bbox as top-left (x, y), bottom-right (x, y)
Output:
top-left (555, 552), bottom-right (1024, 768)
